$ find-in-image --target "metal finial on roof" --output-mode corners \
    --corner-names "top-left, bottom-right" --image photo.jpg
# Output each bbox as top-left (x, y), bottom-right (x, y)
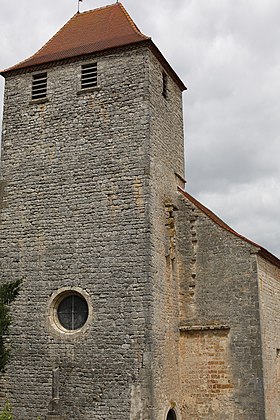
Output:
top-left (77, 0), bottom-right (83, 13)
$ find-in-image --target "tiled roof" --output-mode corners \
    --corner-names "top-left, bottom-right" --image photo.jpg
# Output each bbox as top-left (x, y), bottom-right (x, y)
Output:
top-left (1, 3), bottom-right (186, 91)
top-left (3, 3), bottom-right (147, 72)
top-left (178, 187), bottom-right (280, 269)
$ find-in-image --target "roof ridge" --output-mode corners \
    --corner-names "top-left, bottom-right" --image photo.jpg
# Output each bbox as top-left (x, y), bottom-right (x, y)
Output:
top-left (118, 3), bottom-right (150, 40)
top-left (78, 3), bottom-right (148, 40)
top-left (1, 3), bottom-right (185, 92)
top-left (79, 2), bottom-right (118, 16)
top-left (2, 3), bottom-right (149, 74)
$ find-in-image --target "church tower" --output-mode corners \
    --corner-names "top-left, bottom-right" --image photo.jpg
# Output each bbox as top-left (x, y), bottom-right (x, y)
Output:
top-left (2, 3), bottom-right (277, 419)
top-left (0, 4), bottom-right (186, 419)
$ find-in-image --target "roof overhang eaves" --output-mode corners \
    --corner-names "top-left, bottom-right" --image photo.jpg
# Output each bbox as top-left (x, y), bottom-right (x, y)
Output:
top-left (0, 39), bottom-right (149, 78)
top-left (1, 39), bottom-right (187, 92)
top-left (257, 248), bottom-right (280, 269)
top-left (147, 40), bottom-right (187, 92)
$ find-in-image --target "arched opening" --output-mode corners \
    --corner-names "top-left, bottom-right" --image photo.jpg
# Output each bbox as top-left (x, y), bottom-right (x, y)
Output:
top-left (166, 409), bottom-right (177, 420)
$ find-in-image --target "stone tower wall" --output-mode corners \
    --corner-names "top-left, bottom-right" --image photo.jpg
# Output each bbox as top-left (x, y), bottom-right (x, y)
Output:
top-left (0, 44), bottom-right (156, 420)
top-left (147, 50), bottom-right (185, 419)
top-left (176, 195), bottom-right (266, 420)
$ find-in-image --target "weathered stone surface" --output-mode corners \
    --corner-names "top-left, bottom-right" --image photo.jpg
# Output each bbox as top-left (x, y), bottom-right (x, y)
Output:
top-left (0, 42), bottom-right (184, 419)
top-left (177, 196), bottom-right (266, 419)
top-left (258, 256), bottom-right (280, 419)
top-left (1, 15), bottom-right (280, 420)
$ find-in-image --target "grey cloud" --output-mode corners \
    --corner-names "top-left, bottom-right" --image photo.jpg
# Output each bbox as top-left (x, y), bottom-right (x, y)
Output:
top-left (196, 178), bottom-right (280, 256)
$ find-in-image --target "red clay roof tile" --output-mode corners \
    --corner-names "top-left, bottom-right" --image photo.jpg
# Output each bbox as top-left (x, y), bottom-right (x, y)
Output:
top-left (1, 3), bottom-right (186, 90)
top-left (3, 3), bottom-right (148, 72)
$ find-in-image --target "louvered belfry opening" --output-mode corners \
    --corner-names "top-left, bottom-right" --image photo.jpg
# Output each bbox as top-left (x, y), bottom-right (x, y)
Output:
top-left (81, 62), bottom-right (98, 89)
top-left (32, 72), bottom-right (47, 100)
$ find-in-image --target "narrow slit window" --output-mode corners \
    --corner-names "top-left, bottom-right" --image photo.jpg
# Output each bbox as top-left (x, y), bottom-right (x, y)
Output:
top-left (162, 72), bottom-right (168, 98)
top-left (81, 62), bottom-right (98, 90)
top-left (32, 72), bottom-right (47, 100)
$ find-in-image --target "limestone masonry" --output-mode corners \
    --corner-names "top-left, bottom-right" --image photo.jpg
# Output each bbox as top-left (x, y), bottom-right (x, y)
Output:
top-left (0, 3), bottom-right (279, 419)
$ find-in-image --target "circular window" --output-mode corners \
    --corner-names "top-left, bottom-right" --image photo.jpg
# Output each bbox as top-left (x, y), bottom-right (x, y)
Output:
top-left (57, 294), bottom-right (88, 331)
top-left (48, 287), bottom-right (92, 336)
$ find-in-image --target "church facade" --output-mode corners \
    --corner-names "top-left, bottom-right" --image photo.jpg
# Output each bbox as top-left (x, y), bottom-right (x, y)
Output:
top-left (0, 3), bottom-right (279, 419)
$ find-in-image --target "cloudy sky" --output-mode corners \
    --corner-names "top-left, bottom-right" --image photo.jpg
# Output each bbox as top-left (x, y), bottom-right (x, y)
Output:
top-left (1, 0), bottom-right (280, 258)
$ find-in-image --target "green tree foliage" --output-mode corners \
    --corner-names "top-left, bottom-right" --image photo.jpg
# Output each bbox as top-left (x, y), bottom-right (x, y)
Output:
top-left (0, 401), bottom-right (13, 420)
top-left (0, 280), bottom-right (21, 373)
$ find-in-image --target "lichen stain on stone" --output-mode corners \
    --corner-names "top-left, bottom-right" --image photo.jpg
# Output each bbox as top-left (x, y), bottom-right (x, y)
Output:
top-left (18, 238), bottom-right (26, 274)
top-left (36, 234), bottom-right (46, 259)
top-left (100, 103), bottom-right (110, 122)
top-left (86, 95), bottom-right (97, 112)
top-left (86, 98), bottom-right (110, 122)
top-left (37, 103), bottom-right (47, 137)
top-left (0, 181), bottom-right (7, 218)
top-left (107, 193), bottom-right (119, 215)
top-left (133, 179), bottom-right (144, 208)
top-left (48, 143), bottom-right (58, 164)
top-left (105, 184), bottom-right (119, 217)
top-left (17, 206), bottom-right (27, 228)
top-left (130, 384), bottom-right (144, 420)
top-left (39, 103), bottom-right (46, 113)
